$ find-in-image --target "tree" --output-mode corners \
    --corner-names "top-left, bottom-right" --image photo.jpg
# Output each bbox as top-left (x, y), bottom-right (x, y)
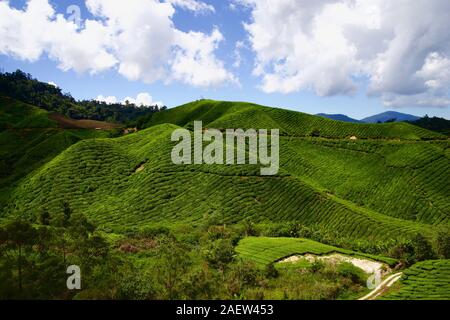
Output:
top-left (155, 237), bottom-right (191, 299)
top-left (265, 263), bottom-right (279, 279)
top-left (39, 209), bottom-right (50, 226)
top-left (0, 220), bottom-right (37, 292)
top-left (435, 230), bottom-right (450, 259)
top-left (412, 234), bottom-right (435, 262)
top-left (203, 239), bottom-right (235, 277)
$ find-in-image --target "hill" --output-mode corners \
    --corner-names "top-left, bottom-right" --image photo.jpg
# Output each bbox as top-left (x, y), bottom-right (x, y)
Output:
top-left (1, 97), bottom-right (449, 300)
top-left (0, 96), bottom-right (119, 194)
top-left (48, 113), bottom-right (121, 130)
top-left (316, 113), bottom-right (362, 123)
top-left (362, 111), bottom-right (420, 123)
top-left (381, 260), bottom-right (450, 300)
top-left (3, 119), bottom-right (448, 244)
top-left (139, 100), bottom-right (443, 140)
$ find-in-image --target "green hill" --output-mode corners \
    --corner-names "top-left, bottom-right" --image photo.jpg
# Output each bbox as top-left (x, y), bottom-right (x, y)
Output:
top-left (1, 97), bottom-right (449, 300)
top-left (3, 123), bottom-right (446, 243)
top-left (140, 100), bottom-right (445, 140)
top-left (0, 96), bottom-right (119, 200)
top-left (382, 260), bottom-right (450, 300)
top-left (1, 99), bottom-right (448, 241)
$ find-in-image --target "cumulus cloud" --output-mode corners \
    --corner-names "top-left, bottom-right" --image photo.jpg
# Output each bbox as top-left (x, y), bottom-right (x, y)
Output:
top-left (240, 0), bottom-right (450, 108)
top-left (0, 0), bottom-right (234, 87)
top-left (171, 28), bottom-right (238, 87)
top-left (96, 92), bottom-right (164, 107)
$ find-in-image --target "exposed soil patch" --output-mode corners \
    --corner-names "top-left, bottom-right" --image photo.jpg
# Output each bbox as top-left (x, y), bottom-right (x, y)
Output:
top-left (279, 253), bottom-right (391, 275)
top-left (49, 113), bottom-right (121, 130)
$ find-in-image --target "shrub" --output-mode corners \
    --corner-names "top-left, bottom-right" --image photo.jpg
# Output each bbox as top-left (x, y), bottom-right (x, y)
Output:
top-left (337, 262), bottom-right (366, 285)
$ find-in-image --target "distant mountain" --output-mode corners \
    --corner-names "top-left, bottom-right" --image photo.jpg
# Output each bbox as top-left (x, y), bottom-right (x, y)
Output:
top-left (317, 113), bottom-right (362, 123)
top-left (362, 111), bottom-right (420, 123)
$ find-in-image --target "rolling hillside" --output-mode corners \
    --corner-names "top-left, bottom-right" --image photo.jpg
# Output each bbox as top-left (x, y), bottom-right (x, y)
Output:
top-left (0, 96), bottom-right (120, 198)
top-left (140, 100), bottom-right (444, 140)
top-left (1, 97), bottom-right (449, 300)
top-left (3, 107), bottom-right (448, 242)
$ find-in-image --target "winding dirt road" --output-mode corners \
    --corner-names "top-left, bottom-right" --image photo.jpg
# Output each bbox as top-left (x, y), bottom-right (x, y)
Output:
top-left (359, 272), bottom-right (403, 300)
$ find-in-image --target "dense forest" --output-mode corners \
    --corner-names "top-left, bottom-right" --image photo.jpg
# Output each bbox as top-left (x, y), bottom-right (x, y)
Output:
top-left (0, 70), bottom-right (165, 124)
top-left (408, 116), bottom-right (450, 136)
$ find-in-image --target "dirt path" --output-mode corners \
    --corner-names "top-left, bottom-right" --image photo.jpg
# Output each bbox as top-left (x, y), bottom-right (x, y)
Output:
top-left (358, 272), bottom-right (403, 300)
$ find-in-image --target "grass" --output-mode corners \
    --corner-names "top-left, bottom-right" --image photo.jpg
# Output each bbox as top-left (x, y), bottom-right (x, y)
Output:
top-left (235, 237), bottom-right (397, 267)
top-left (381, 260), bottom-right (450, 300)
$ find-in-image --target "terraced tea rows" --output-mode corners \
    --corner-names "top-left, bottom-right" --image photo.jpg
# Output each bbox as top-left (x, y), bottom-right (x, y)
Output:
top-left (0, 97), bottom-right (113, 193)
top-left (236, 237), bottom-right (397, 267)
top-left (381, 260), bottom-right (450, 300)
top-left (4, 124), bottom-right (434, 241)
top-left (142, 100), bottom-right (445, 140)
top-left (280, 138), bottom-right (450, 224)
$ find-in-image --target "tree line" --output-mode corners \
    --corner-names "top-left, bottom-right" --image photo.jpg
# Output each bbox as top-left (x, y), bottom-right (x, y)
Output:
top-left (0, 70), bottom-right (166, 124)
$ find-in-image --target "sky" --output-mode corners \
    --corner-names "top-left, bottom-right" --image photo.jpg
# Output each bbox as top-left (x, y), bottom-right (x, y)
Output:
top-left (0, 0), bottom-right (449, 120)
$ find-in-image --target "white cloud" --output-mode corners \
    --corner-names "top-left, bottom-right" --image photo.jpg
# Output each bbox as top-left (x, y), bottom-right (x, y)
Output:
top-left (0, 0), bottom-right (234, 87)
top-left (96, 95), bottom-right (118, 104)
top-left (47, 81), bottom-right (58, 88)
top-left (241, 0), bottom-right (450, 108)
top-left (124, 93), bottom-right (164, 107)
top-left (232, 40), bottom-right (246, 68)
top-left (166, 0), bottom-right (215, 14)
top-left (171, 28), bottom-right (238, 87)
top-left (96, 93), bottom-right (164, 107)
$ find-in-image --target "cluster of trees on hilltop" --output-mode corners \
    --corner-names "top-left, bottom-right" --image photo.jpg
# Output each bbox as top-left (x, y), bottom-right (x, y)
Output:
top-left (408, 115), bottom-right (450, 136)
top-left (0, 70), bottom-right (166, 124)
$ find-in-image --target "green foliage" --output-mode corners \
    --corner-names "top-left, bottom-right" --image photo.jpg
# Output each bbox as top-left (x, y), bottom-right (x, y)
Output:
top-left (435, 230), bottom-right (450, 259)
top-left (0, 209), bottom-right (127, 299)
top-left (411, 234), bottom-right (435, 262)
top-left (382, 260), bottom-right (450, 300)
top-left (336, 262), bottom-right (366, 285)
top-left (408, 116), bottom-right (450, 136)
top-left (203, 239), bottom-right (235, 270)
top-left (0, 70), bottom-right (161, 123)
top-left (235, 237), bottom-right (397, 267)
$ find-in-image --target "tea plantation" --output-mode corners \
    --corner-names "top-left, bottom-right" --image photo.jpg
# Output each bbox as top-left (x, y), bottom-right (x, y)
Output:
top-left (1, 97), bottom-right (449, 300)
top-left (382, 260), bottom-right (450, 299)
top-left (236, 237), bottom-right (397, 267)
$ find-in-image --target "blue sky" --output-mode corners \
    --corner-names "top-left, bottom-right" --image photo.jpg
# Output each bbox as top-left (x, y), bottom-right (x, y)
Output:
top-left (1, 0), bottom-right (449, 119)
